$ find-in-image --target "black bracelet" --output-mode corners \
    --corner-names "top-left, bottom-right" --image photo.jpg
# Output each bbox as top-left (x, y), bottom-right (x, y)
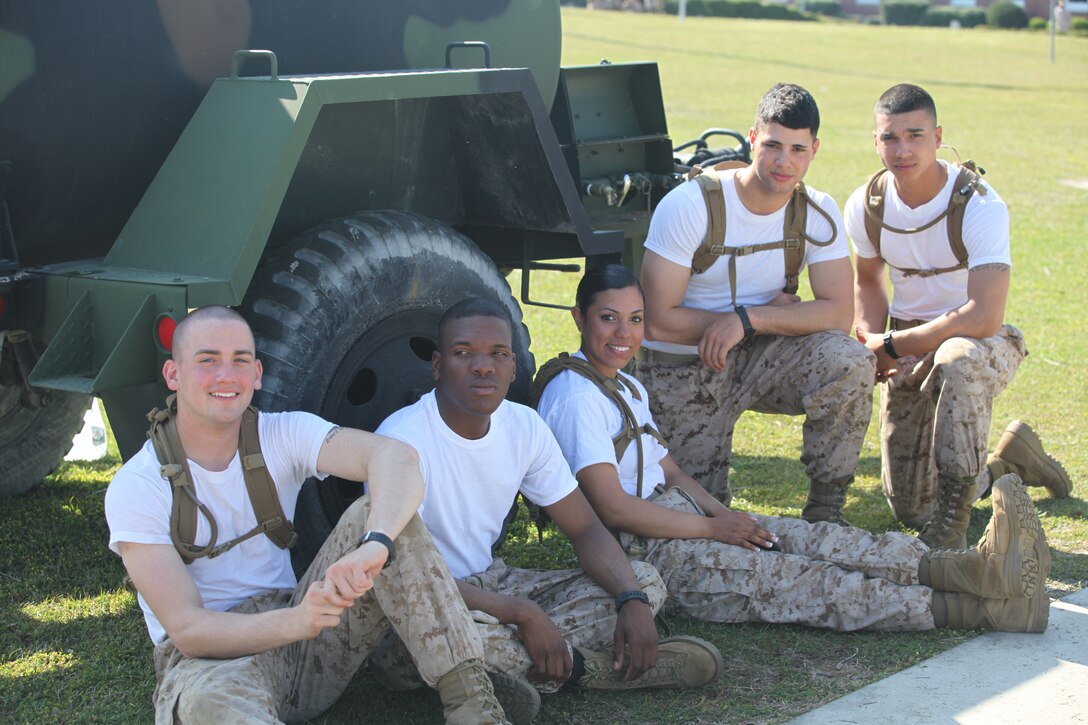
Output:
top-left (734, 305), bottom-right (756, 339)
top-left (615, 589), bottom-right (650, 611)
top-left (357, 531), bottom-right (396, 568)
top-left (882, 330), bottom-right (900, 359)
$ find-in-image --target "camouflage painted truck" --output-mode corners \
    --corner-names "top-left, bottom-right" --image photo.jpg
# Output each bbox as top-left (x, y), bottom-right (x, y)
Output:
top-left (0, 1), bottom-right (725, 562)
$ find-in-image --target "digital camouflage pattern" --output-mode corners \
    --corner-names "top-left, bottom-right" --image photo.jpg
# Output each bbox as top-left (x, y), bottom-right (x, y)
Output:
top-left (880, 325), bottom-right (1027, 528)
top-left (370, 559), bottom-right (667, 694)
top-left (623, 486), bottom-right (936, 631)
top-left (634, 331), bottom-right (875, 506)
top-left (152, 497), bottom-right (485, 723)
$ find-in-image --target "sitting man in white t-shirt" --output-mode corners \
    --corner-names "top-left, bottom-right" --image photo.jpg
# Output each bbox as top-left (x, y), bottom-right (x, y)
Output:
top-left (637, 83), bottom-right (875, 524)
top-left (105, 305), bottom-right (511, 724)
top-left (847, 83), bottom-right (1071, 549)
top-left (371, 297), bottom-right (723, 710)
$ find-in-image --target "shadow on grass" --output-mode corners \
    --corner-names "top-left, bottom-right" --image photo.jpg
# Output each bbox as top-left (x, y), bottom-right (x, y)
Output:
top-left (1, 606), bottom-right (153, 722)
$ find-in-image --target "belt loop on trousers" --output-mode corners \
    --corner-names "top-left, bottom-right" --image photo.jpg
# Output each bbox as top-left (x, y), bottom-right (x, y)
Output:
top-left (635, 348), bottom-right (701, 365)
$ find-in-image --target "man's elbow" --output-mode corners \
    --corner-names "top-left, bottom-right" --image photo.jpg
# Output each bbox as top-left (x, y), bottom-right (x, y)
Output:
top-left (644, 314), bottom-right (671, 343)
top-left (166, 625), bottom-right (204, 659)
top-left (387, 438), bottom-right (420, 470)
top-left (974, 316), bottom-right (1004, 340)
top-left (592, 504), bottom-right (627, 532)
top-left (828, 302), bottom-right (854, 334)
top-left (961, 302), bottom-right (1004, 340)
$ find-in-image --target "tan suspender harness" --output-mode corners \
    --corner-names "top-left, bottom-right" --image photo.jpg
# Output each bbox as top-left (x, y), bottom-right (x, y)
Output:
top-left (861, 161), bottom-right (986, 278)
top-left (531, 352), bottom-right (667, 500)
top-left (688, 161), bottom-right (839, 307)
top-left (146, 395), bottom-right (298, 563)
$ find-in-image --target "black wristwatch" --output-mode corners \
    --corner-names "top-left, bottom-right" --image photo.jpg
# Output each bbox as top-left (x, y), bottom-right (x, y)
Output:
top-left (616, 589), bottom-right (650, 611)
top-left (882, 330), bottom-right (900, 360)
top-left (358, 531), bottom-right (396, 568)
top-left (734, 305), bottom-right (756, 339)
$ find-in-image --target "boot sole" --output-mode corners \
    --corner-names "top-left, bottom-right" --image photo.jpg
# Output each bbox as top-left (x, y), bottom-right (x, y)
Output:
top-left (1003, 474), bottom-right (1051, 595)
top-left (987, 474), bottom-right (1048, 598)
top-left (488, 672), bottom-right (541, 725)
top-left (996, 421), bottom-right (1073, 498)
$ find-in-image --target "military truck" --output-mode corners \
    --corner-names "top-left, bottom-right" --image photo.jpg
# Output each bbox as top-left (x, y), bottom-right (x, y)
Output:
top-left (1, 1), bottom-right (733, 559)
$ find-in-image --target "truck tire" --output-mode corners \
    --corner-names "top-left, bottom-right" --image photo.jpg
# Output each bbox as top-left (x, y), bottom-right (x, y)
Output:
top-left (0, 384), bottom-right (91, 497)
top-left (240, 211), bottom-right (533, 572)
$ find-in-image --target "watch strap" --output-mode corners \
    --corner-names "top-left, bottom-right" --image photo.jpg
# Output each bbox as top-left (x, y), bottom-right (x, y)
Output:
top-left (358, 530), bottom-right (396, 568)
top-left (615, 589), bottom-right (650, 611)
top-left (882, 330), bottom-right (900, 359)
top-left (734, 305), bottom-right (756, 339)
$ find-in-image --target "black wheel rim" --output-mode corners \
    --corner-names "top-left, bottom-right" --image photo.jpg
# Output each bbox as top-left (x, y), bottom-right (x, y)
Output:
top-left (316, 309), bottom-right (440, 519)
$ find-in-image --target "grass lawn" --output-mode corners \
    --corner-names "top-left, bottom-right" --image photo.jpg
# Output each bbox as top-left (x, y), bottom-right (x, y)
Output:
top-left (2, 9), bottom-right (1086, 724)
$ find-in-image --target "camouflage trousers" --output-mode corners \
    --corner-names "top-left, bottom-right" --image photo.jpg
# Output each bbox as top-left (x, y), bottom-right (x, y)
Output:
top-left (151, 497), bottom-right (485, 724)
top-left (622, 486), bottom-right (935, 631)
top-left (635, 331), bottom-right (875, 503)
top-left (371, 558), bottom-right (667, 694)
top-left (881, 325), bottom-right (1027, 527)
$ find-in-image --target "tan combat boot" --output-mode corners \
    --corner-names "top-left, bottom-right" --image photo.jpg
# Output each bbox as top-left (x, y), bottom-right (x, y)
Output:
top-left (918, 473), bottom-right (1050, 599)
top-left (931, 588), bottom-right (1050, 633)
top-left (487, 672), bottom-right (541, 725)
top-left (802, 476), bottom-right (852, 526)
top-left (918, 474), bottom-right (976, 549)
top-left (572, 636), bottom-right (724, 690)
top-left (988, 421), bottom-right (1072, 499)
top-left (435, 658), bottom-right (515, 725)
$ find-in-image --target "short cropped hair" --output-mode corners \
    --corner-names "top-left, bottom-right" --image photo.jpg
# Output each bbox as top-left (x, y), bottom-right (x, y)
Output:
top-left (755, 83), bottom-right (820, 137)
top-left (171, 305), bottom-right (251, 360)
top-left (575, 264), bottom-right (643, 315)
top-left (437, 297), bottom-right (513, 348)
top-left (875, 84), bottom-right (937, 123)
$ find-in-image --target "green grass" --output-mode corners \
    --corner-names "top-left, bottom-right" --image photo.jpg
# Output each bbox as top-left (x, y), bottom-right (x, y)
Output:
top-left (3, 10), bottom-right (1087, 724)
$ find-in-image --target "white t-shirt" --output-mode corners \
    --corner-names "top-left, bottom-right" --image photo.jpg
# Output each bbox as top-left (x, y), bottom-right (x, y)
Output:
top-left (537, 352), bottom-right (667, 499)
top-left (377, 391), bottom-right (578, 580)
top-left (845, 160), bottom-right (1010, 322)
top-left (644, 168), bottom-right (849, 354)
top-left (105, 411), bottom-right (334, 643)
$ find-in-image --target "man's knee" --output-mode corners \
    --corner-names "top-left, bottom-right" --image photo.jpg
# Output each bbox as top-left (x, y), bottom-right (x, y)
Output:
top-left (838, 335), bottom-right (878, 380)
top-left (800, 332), bottom-right (876, 386)
top-left (933, 336), bottom-right (979, 367)
top-left (172, 663), bottom-right (277, 723)
top-left (931, 337), bottom-right (996, 392)
top-left (629, 561), bottom-right (667, 612)
top-left (342, 495), bottom-right (373, 527)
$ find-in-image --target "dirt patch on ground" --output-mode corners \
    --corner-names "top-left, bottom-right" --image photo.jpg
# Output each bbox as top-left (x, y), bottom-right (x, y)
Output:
top-left (1059, 179), bottom-right (1088, 190)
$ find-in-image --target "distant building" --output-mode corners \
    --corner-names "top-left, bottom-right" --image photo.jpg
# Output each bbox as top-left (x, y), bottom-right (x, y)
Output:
top-left (830, 0), bottom-right (1087, 20)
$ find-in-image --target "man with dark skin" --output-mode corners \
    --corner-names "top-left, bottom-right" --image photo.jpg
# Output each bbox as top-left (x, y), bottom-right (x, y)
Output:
top-left (370, 298), bottom-right (722, 707)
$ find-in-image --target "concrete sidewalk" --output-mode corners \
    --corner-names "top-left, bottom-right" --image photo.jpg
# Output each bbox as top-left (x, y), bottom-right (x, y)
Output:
top-left (789, 588), bottom-right (1088, 724)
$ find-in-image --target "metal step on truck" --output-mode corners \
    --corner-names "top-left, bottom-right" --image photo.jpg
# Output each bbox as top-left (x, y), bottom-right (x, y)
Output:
top-left (0, 1), bottom-right (745, 565)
